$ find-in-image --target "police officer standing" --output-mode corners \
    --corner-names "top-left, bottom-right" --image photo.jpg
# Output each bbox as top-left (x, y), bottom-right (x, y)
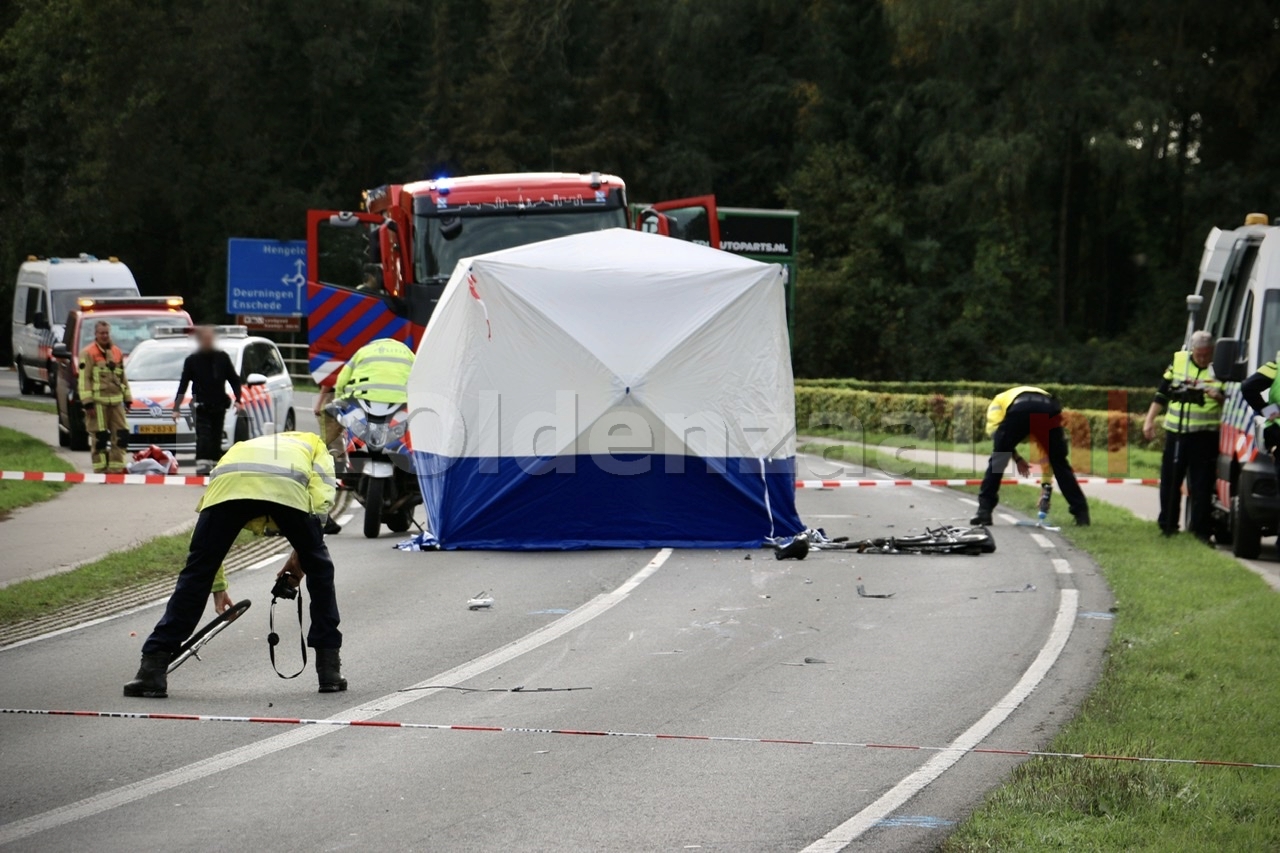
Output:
top-left (78, 320), bottom-right (131, 473)
top-left (1142, 331), bottom-right (1223, 540)
top-left (1240, 351), bottom-right (1280, 479)
top-left (124, 431), bottom-right (346, 697)
top-left (971, 385), bottom-right (1091, 526)
top-left (173, 326), bottom-right (242, 475)
top-left (315, 337), bottom-right (416, 469)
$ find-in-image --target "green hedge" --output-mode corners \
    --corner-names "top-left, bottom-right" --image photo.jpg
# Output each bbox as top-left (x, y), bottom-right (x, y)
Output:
top-left (795, 386), bottom-right (1161, 452)
top-left (796, 378), bottom-right (1152, 413)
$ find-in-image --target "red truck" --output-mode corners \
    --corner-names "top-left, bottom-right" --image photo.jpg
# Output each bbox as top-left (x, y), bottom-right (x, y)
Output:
top-left (51, 296), bottom-right (193, 449)
top-left (304, 172), bottom-right (723, 384)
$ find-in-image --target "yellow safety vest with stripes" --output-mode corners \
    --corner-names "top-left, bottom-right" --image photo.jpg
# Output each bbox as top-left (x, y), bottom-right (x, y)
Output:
top-left (198, 432), bottom-right (336, 516)
top-left (1161, 351), bottom-right (1222, 433)
top-left (985, 386), bottom-right (1050, 436)
top-left (334, 338), bottom-right (415, 404)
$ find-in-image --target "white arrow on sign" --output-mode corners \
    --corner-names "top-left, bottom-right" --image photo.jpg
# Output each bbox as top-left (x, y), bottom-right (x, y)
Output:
top-left (282, 258), bottom-right (305, 313)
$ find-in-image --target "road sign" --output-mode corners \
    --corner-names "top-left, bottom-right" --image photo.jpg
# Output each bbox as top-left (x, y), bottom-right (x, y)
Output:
top-left (226, 239), bottom-right (307, 316)
top-left (237, 314), bottom-right (302, 332)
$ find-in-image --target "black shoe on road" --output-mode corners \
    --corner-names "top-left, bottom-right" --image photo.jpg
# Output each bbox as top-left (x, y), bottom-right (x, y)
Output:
top-left (970, 511), bottom-right (994, 526)
top-left (316, 647), bottom-right (348, 693)
top-left (323, 516), bottom-right (342, 535)
top-left (123, 652), bottom-right (171, 698)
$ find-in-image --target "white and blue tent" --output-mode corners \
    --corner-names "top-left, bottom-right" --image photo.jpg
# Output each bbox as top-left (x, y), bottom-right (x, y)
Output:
top-left (406, 228), bottom-right (802, 550)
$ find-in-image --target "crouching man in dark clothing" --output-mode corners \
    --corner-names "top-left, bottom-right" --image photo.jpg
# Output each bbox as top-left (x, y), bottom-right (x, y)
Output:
top-left (124, 432), bottom-right (346, 698)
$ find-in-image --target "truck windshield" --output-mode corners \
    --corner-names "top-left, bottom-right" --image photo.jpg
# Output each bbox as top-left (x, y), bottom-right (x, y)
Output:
top-left (80, 316), bottom-right (191, 356)
top-left (1259, 290), bottom-right (1280, 367)
top-left (416, 209), bottom-right (628, 280)
top-left (125, 346), bottom-right (193, 382)
top-left (53, 289), bottom-right (137, 318)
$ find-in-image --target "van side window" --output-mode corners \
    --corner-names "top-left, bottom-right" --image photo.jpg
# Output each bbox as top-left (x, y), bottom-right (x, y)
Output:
top-left (240, 343), bottom-right (266, 379)
top-left (1239, 293), bottom-right (1254, 363)
top-left (24, 288), bottom-right (45, 325)
top-left (13, 286), bottom-right (28, 322)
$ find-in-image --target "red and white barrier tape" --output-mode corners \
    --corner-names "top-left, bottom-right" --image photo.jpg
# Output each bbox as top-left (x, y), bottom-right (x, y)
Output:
top-left (0, 470), bottom-right (1159, 488)
top-left (797, 477), bottom-right (1158, 489)
top-left (2, 708), bottom-right (1274, 769)
top-left (0, 470), bottom-right (208, 486)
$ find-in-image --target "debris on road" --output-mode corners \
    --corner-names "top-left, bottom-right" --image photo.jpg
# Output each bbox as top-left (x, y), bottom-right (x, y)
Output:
top-left (856, 583), bottom-right (894, 599)
top-left (995, 583), bottom-right (1037, 593)
top-left (467, 592), bottom-right (494, 610)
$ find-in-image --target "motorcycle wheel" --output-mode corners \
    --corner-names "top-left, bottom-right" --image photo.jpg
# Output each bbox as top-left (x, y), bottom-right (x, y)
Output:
top-left (363, 477), bottom-right (384, 539)
top-left (386, 510), bottom-right (412, 533)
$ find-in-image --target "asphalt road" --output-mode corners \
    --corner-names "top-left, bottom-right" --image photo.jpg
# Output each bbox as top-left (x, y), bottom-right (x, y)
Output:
top-left (0, 451), bottom-right (1113, 852)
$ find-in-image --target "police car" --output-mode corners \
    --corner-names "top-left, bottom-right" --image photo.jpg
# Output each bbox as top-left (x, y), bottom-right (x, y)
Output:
top-left (122, 326), bottom-right (296, 455)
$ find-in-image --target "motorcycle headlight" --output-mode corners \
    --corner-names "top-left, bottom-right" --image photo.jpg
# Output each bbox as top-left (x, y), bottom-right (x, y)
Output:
top-left (388, 421), bottom-right (408, 440)
top-left (366, 422), bottom-right (389, 449)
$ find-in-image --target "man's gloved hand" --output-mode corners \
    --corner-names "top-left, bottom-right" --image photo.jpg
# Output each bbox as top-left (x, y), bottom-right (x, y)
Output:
top-left (1264, 424), bottom-right (1280, 455)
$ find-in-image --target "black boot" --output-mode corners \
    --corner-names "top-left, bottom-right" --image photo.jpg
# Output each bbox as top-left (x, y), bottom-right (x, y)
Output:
top-left (1072, 508), bottom-right (1091, 527)
top-left (323, 515), bottom-right (342, 535)
top-left (315, 648), bottom-right (348, 693)
top-left (123, 653), bottom-right (170, 698)
top-left (970, 508), bottom-right (994, 526)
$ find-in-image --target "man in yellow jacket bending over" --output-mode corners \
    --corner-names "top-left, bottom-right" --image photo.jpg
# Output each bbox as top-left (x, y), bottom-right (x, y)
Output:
top-left (125, 432), bottom-right (346, 698)
top-left (972, 386), bottom-right (1090, 527)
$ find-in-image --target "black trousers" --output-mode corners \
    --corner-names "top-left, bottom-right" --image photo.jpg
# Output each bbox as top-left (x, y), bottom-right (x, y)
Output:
top-left (1158, 430), bottom-right (1218, 538)
top-left (979, 393), bottom-right (1089, 517)
top-left (194, 405), bottom-right (226, 464)
top-left (142, 500), bottom-right (342, 656)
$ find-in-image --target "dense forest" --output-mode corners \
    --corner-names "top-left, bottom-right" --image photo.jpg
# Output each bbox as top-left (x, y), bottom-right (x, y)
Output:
top-left (2, 0), bottom-right (1278, 383)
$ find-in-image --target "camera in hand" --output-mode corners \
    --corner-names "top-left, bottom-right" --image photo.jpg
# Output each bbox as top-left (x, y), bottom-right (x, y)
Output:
top-left (271, 573), bottom-right (299, 600)
top-left (1168, 384), bottom-right (1206, 406)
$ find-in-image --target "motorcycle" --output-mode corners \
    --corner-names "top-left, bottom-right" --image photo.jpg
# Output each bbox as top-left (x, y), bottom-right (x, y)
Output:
top-left (333, 398), bottom-right (421, 538)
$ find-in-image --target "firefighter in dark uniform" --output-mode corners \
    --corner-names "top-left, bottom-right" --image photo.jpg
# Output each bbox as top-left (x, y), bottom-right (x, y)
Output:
top-left (173, 326), bottom-right (242, 475)
top-left (971, 386), bottom-right (1091, 526)
top-left (1142, 331), bottom-right (1223, 540)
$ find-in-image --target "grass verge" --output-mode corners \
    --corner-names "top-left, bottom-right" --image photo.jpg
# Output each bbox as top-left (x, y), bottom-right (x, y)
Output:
top-left (804, 428), bottom-right (1163, 480)
top-left (0, 397), bottom-right (58, 414)
top-left (0, 529), bottom-right (252, 626)
top-left (0, 425), bottom-right (73, 513)
top-left (800, 442), bottom-right (1280, 849)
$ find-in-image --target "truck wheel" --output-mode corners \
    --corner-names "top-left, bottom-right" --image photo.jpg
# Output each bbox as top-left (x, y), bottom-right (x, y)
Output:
top-left (1231, 494), bottom-right (1262, 559)
top-left (17, 362), bottom-right (37, 395)
top-left (363, 478), bottom-right (384, 539)
top-left (68, 405), bottom-right (89, 451)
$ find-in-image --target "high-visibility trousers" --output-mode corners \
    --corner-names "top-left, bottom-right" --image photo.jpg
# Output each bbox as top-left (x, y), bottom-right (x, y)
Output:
top-left (85, 402), bottom-right (128, 473)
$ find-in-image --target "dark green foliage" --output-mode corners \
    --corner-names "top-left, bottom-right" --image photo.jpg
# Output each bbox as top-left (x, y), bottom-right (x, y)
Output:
top-left (2, 1), bottom-right (1278, 384)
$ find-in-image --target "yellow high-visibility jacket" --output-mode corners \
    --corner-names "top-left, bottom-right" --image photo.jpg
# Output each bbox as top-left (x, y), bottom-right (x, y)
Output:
top-left (985, 386), bottom-right (1050, 436)
top-left (334, 338), bottom-right (415, 404)
top-left (1157, 350), bottom-right (1223, 433)
top-left (198, 432), bottom-right (335, 517)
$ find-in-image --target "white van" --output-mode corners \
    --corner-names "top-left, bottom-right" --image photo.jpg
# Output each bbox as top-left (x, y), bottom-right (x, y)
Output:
top-left (1190, 213), bottom-right (1280, 556)
top-left (11, 255), bottom-right (139, 394)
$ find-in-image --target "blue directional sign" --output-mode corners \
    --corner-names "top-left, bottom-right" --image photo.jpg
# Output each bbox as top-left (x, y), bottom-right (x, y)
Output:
top-left (225, 238), bottom-right (307, 316)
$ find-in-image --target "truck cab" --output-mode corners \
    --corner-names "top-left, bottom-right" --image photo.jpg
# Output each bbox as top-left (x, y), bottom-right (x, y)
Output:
top-left (50, 296), bottom-right (193, 450)
top-left (1190, 212), bottom-right (1280, 557)
top-left (305, 172), bottom-right (719, 386)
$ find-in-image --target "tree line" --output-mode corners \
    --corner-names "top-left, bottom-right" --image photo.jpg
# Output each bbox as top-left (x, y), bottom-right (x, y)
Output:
top-left (2, 0), bottom-right (1278, 384)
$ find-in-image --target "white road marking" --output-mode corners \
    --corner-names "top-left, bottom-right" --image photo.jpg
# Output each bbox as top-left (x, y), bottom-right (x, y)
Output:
top-left (957, 497), bottom-right (979, 507)
top-left (997, 513), bottom-right (1018, 524)
top-left (810, 514), bottom-right (855, 519)
top-left (0, 549), bottom-right (674, 847)
top-left (244, 554), bottom-right (286, 572)
top-left (1030, 533), bottom-right (1054, 549)
top-left (335, 513), bottom-right (355, 526)
top-left (915, 484), bottom-right (943, 494)
top-left (1051, 559), bottom-right (1072, 575)
top-left (800, 588), bottom-right (1080, 852)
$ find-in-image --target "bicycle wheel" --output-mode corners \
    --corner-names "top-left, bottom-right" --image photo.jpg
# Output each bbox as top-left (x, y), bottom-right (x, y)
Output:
top-left (167, 599), bottom-right (252, 673)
